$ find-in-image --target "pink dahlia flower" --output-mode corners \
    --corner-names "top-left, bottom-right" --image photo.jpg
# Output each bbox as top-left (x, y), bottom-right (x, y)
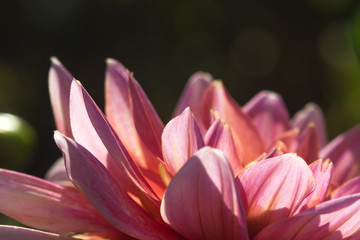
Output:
top-left (1, 57), bottom-right (360, 239)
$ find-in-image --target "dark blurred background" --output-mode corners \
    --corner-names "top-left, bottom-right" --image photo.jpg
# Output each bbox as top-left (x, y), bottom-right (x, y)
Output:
top-left (0, 0), bottom-right (360, 178)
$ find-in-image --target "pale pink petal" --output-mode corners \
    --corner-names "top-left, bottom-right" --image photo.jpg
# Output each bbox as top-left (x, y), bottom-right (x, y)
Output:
top-left (294, 159), bottom-right (333, 214)
top-left (70, 80), bottom-right (160, 203)
top-left (254, 193), bottom-right (360, 240)
top-left (0, 168), bottom-right (117, 234)
top-left (295, 122), bottom-right (320, 164)
top-left (205, 119), bottom-right (243, 176)
top-left (162, 107), bottom-right (205, 175)
top-left (243, 91), bottom-right (290, 148)
top-left (105, 59), bottom-right (160, 172)
top-left (238, 153), bottom-right (315, 236)
top-left (48, 57), bottom-right (73, 138)
top-left (128, 75), bottom-right (164, 159)
top-left (44, 158), bottom-right (74, 188)
top-left (173, 71), bottom-right (212, 134)
top-left (0, 225), bottom-right (74, 240)
top-left (331, 176), bottom-right (360, 199)
top-left (54, 132), bottom-right (181, 240)
top-left (161, 147), bottom-right (249, 240)
top-left (292, 103), bottom-right (327, 148)
top-left (201, 81), bottom-right (264, 165)
top-left (320, 124), bottom-right (360, 185)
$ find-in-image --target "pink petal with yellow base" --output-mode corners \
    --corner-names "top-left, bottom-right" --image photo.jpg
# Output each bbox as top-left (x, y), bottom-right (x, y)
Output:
top-left (0, 169), bottom-right (117, 234)
top-left (205, 119), bottom-right (243, 176)
top-left (292, 103), bottom-right (327, 148)
top-left (238, 153), bottom-right (315, 237)
top-left (201, 81), bottom-right (264, 165)
top-left (54, 132), bottom-right (181, 240)
top-left (161, 147), bottom-right (249, 240)
top-left (162, 107), bottom-right (204, 175)
top-left (254, 193), bottom-right (360, 240)
top-left (244, 91), bottom-right (290, 148)
top-left (48, 57), bottom-right (73, 138)
top-left (320, 124), bottom-right (360, 185)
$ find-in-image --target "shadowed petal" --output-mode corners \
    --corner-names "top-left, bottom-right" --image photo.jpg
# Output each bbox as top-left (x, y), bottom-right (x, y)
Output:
top-left (205, 119), bottom-right (243, 176)
top-left (105, 59), bottom-right (160, 172)
top-left (161, 147), bottom-right (249, 240)
top-left (0, 169), bottom-right (117, 234)
top-left (128, 75), bottom-right (164, 159)
top-left (295, 123), bottom-right (320, 164)
top-left (294, 159), bottom-right (333, 214)
top-left (292, 103), bottom-right (327, 148)
top-left (201, 81), bottom-right (264, 165)
top-left (0, 226), bottom-right (74, 240)
top-left (243, 91), bottom-right (290, 148)
top-left (54, 132), bottom-right (181, 240)
top-left (162, 107), bottom-right (205, 175)
top-left (45, 158), bottom-right (74, 188)
top-left (254, 194), bottom-right (360, 240)
top-left (331, 176), bottom-right (360, 199)
top-left (238, 153), bottom-right (315, 236)
top-left (70, 80), bottom-right (160, 203)
top-left (48, 57), bottom-right (73, 138)
top-left (173, 72), bottom-right (212, 134)
top-left (320, 124), bottom-right (360, 185)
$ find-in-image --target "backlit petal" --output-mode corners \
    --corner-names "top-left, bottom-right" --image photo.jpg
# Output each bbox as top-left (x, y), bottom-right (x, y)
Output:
top-left (54, 132), bottom-right (181, 240)
top-left (331, 176), bottom-right (360, 199)
top-left (201, 81), bottom-right (264, 165)
top-left (238, 153), bottom-right (315, 236)
top-left (161, 147), bottom-right (249, 240)
top-left (243, 91), bottom-right (290, 148)
top-left (0, 169), bottom-right (116, 233)
top-left (162, 107), bottom-right (205, 175)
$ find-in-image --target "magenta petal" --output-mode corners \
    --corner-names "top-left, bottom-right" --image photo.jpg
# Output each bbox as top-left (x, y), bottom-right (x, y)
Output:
top-left (254, 193), bottom-right (360, 240)
top-left (69, 80), bottom-right (159, 202)
top-left (238, 153), bottom-right (315, 236)
top-left (205, 119), bottom-right (243, 176)
top-left (162, 107), bottom-right (205, 175)
top-left (48, 57), bottom-right (73, 138)
top-left (243, 91), bottom-right (290, 148)
top-left (161, 147), bottom-right (249, 240)
top-left (173, 72), bottom-right (212, 134)
top-left (128, 75), bottom-right (164, 159)
top-left (292, 103), bottom-right (327, 148)
top-left (0, 169), bottom-right (117, 234)
top-left (331, 176), bottom-right (360, 199)
top-left (294, 159), bottom-right (333, 214)
top-left (320, 124), bottom-right (360, 185)
top-left (0, 226), bottom-right (74, 240)
top-left (54, 132), bottom-right (181, 240)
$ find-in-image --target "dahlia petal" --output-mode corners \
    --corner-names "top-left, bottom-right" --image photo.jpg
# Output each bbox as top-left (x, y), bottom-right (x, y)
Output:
top-left (201, 81), bottom-right (264, 165)
top-left (161, 147), bottom-right (249, 240)
top-left (295, 122), bottom-right (320, 164)
top-left (69, 81), bottom-right (159, 203)
top-left (292, 103), bottom-right (327, 148)
top-left (0, 168), bottom-right (117, 233)
top-left (162, 107), bottom-right (205, 175)
top-left (238, 153), bottom-right (315, 236)
top-left (320, 124), bottom-right (360, 185)
top-left (45, 158), bottom-right (73, 187)
top-left (331, 176), bottom-right (360, 199)
top-left (0, 225), bottom-right (74, 240)
top-left (205, 119), bottom-right (243, 176)
top-left (105, 59), bottom-right (160, 172)
top-left (173, 71), bottom-right (212, 134)
top-left (243, 91), bottom-right (290, 148)
top-left (294, 159), bottom-right (333, 214)
top-left (254, 193), bottom-right (360, 240)
top-left (128, 75), bottom-right (164, 159)
top-left (54, 132), bottom-right (181, 240)
top-left (48, 57), bottom-right (73, 138)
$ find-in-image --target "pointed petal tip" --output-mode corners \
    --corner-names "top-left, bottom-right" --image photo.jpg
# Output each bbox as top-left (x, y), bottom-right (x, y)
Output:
top-left (50, 56), bottom-right (61, 64)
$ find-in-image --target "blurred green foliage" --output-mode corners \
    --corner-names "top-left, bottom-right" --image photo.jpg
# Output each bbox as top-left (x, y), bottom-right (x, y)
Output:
top-left (353, 3), bottom-right (360, 61)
